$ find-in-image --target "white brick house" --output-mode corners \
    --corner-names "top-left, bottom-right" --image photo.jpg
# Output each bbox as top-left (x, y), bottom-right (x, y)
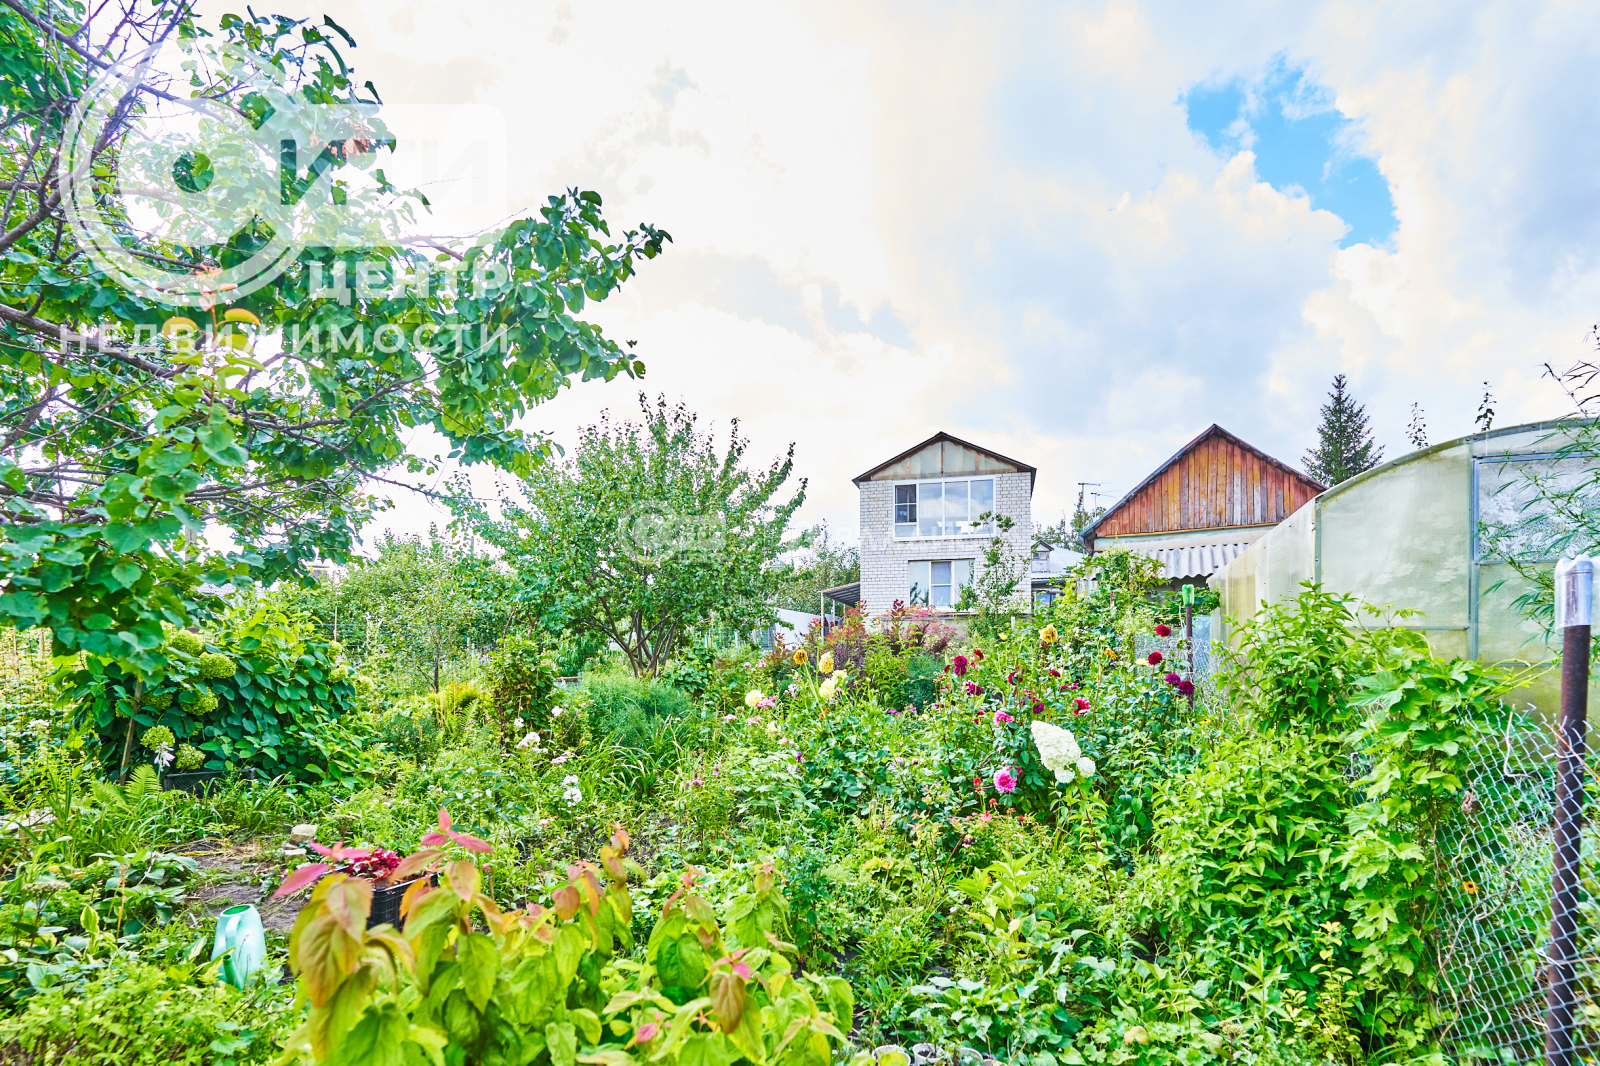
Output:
top-left (851, 433), bottom-right (1035, 618)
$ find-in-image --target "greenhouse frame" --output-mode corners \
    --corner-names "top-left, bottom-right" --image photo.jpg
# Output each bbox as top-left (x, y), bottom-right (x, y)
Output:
top-left (1217, 419), bottom-right (1595, 715)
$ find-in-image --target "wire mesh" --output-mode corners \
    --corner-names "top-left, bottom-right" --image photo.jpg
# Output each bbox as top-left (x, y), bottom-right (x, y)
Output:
top-left (1430, 708), bottom-right (1561, 1063)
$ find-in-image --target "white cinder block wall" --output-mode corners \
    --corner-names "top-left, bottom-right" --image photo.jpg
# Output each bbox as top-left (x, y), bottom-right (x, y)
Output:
top-left (858, 471), bottom-right (1034, 618)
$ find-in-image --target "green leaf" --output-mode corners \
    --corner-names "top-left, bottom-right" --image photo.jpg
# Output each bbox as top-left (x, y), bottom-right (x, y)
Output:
top-left (457, 932), bottom-right (500, 1011)
top-left (545, 1020), bottom-right (578, 1066)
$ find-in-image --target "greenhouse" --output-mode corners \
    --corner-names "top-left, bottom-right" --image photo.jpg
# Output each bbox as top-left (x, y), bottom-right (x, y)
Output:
top-left (1218, 419), bottom-right (1596, 715)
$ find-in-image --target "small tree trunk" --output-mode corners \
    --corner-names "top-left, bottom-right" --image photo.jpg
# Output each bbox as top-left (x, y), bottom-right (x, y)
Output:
top-left (118, 680), bottom-right (143, 781)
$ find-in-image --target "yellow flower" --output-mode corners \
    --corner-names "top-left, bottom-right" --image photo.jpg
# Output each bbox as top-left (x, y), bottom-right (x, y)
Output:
top-left (818, 652), bottom-right (835, 675)
top-left (744, 689), bottom-right (766, 709)
top-left (1462, 880), bottom-right (1479, 894)
top-left (818, 674), bottom-right (840, 700)
top-left (1103, 648), bottom-right (1118, 661)
top-left (1040, 625), bottom-right (1059, 645)
top-left (791, 648), bottom-right (808, 666)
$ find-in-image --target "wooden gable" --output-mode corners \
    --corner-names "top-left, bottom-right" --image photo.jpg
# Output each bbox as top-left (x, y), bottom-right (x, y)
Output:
top-left (854, 432), bottom-right (1036, 488)
top-left (1085, 425), bottom-right (1325, 541)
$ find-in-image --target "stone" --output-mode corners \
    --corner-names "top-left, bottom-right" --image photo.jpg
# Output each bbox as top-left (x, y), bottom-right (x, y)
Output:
top-left (280, 846), bottom-right (307, 858)
top-left (288, 823), bottom-right (318, 844)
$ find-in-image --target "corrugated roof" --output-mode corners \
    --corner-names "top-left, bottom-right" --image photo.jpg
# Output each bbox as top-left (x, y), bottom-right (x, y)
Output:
top-left (1137, 542), bottom-right (1250, 580)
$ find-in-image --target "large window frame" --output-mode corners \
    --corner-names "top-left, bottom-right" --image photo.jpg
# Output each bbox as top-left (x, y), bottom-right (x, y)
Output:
top-left (908, 559), bottom-right (974, 609)
top-left (893, 476), bottom-right (997, 539)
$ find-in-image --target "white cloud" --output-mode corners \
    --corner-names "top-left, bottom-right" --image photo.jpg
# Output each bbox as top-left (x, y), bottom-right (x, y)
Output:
top-left (236, 0), bottom-right (1595, 549)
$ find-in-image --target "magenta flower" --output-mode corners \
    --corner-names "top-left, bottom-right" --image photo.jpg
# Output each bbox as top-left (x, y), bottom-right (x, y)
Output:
top-left (1073, 697), bottom-right (1092, 713)
top-left (1178, 680), bottom-right (1196, 696)
top-left (1155, 624), bottom-right (1172, 637)
top-left (1148, 651), bottom-right (1163, 665)
top-left (1007, 670), bottom-right (1018, 684)
top-left (952, 655), bottom-right (969, 676)
top-left (1164, 672), bottom-right (1180, 686)
top-left (965, 680), bottom-right (983, 696)
top-left (1031, 701), bottom-right (1044, 714)
top-left (993, 709), bottom-right (1014, 725)
top-left (994, 767), bottom-right (1018, 793)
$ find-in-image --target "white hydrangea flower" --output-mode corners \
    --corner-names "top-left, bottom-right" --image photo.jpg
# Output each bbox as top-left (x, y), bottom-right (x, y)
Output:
top-left (1031, 720), bottom-right (1092, 784)
top-left (516, 732), bottom-right (539, 749)
top-left (561, 774), bottom-right (579, 787)
top-left (562, 786), bottom-right (583, 806)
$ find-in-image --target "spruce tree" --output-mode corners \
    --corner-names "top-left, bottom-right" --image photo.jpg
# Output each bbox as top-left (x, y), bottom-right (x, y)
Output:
top-left (1303, 374), bottom-right (1384, 486)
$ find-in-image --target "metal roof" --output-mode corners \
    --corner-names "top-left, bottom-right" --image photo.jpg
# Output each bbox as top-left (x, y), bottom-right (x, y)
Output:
top-left (819, 581), bottom-right (862, 605)
top-left (1138, 542), bottom-right (1250, 580)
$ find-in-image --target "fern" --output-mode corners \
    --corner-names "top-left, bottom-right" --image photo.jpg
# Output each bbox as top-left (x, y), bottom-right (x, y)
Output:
top-left (126, 765), bottom-right (161, 802)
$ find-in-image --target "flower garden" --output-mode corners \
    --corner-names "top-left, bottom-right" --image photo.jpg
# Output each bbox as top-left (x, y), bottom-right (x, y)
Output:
top-left (0, 546), bottom-right (1557, 1066)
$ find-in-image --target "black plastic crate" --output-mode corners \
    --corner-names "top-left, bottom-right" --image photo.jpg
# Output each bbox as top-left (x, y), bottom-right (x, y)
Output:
top-left (162, 770), bottom-right (224, 794)
top-left (368, 876), bottom-right (428, 929)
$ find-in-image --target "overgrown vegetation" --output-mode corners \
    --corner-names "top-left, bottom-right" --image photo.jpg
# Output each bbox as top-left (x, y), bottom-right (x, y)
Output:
top-left (0, 535), bottom-right (1557, 1066)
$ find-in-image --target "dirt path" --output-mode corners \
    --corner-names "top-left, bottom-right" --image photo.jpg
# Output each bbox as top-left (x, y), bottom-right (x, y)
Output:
top-left (176, 839), bottom-right (305, 933)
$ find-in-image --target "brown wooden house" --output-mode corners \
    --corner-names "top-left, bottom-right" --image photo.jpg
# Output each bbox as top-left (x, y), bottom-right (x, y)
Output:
top-left (1081, 424), bottom-right (1325, 583)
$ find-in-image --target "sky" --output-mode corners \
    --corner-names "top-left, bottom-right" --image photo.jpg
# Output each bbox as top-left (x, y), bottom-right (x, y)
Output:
top-left (243, 0), bottom-right (1600, 549)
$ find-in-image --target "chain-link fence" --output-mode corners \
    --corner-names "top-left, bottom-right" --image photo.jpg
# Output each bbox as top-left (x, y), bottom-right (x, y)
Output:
top-left (1430, 710), bottom-right (1560, 1062)
top-left (1135, 614), bottom-right (1216, 681)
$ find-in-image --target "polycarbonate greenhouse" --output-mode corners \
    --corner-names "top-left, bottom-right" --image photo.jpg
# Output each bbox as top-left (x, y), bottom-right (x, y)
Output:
top-left (1217, 419), bottom-right (1596, 714)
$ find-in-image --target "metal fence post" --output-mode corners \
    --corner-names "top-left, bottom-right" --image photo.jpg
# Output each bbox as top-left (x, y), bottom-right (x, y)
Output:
top-left (1547, 556), bottom-right (1593, 1066)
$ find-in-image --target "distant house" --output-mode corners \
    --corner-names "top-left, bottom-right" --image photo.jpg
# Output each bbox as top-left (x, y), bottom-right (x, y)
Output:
top-left (1081, 424), bottom-right (1325, 586)
top-left (851, 432), bottom-right (1036, 618)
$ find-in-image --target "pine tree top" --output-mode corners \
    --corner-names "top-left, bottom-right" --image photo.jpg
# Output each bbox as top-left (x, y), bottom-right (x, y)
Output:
top-left (1304, 373), bottom-right (1384, 486)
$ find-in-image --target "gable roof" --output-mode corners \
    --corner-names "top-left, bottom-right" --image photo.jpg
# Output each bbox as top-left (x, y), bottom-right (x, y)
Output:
top-left (853, 431), bottom-right (1037, 490)
top-left (1082, 424), bottom-right (1325, 542)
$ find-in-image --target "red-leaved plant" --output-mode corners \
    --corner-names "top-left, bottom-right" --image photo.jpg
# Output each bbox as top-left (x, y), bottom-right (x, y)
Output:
top-left (274, 823), bottom-right (856, 1066)
top-left (272, 806), bottom-right (491, 900)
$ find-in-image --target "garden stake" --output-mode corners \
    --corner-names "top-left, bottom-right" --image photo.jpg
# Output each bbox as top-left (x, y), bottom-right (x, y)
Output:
top-left (1182, 583), bottom-right (1196, 707)
top-left (1546, 556), bottom-right (1592, 1066)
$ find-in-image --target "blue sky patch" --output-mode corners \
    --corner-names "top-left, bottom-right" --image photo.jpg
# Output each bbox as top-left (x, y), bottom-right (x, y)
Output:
top-left (1184, 59), bottom-right (1396, 248)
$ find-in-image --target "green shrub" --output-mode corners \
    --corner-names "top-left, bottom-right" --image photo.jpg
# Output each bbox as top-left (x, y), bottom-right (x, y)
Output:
top-left (374, 703), bottom-right (445, 762)
top-left (75, 605), bottom-right (361, 784)
top-left (0, 957), bottom-right (284, 1065)
top-left (0, 845), bottom-right (199, 1006)
top-left (1220, 583), bottom-right (1371, 735)
top-left (1130, 730), bottom-right (1354, 987)
top-left (584, 672), bottom-right (691, 751)
top-left (486, 631), bottom-right (558, 747)
top-left (277, 834), bottom-right (854, 1066)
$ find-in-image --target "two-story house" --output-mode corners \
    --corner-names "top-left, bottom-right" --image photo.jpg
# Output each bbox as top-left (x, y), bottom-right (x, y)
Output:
top-left (851, 432), bottom-right (1036, 618)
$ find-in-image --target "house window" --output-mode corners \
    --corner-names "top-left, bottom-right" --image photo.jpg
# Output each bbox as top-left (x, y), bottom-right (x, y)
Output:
top-left (909, 559), bottom-right (973, 608)
top-left (893, 478), bottom-right (995, 538)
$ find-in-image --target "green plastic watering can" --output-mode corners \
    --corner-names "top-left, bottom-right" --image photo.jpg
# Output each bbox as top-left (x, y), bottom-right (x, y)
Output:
top-left (212, 904), bottom-right (267, 989)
